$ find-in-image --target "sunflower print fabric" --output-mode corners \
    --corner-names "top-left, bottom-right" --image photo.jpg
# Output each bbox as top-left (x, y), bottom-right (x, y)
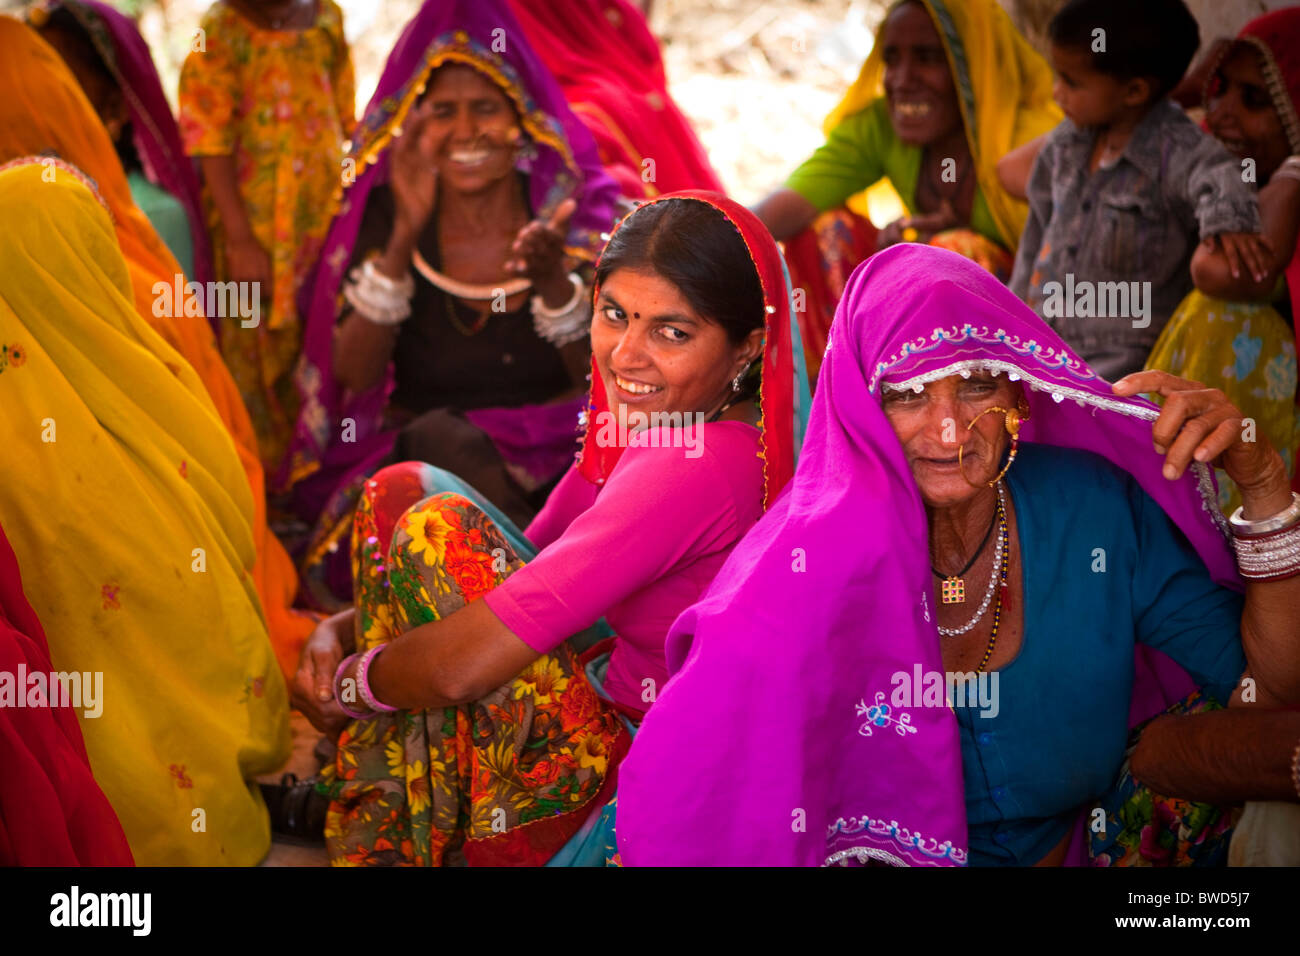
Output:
top-left (320, 461), bottom-right (628, 866)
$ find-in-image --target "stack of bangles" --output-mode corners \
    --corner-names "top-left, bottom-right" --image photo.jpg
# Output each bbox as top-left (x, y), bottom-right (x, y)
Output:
top-left (531, 271), bottom-right (592, 347)
top-left (344, 258), bottom-right (415, 326)
top-left (1229, 492), bottom-right (1300, 582)
top-left (1231, 490), bottom-right (1300, 800)
top-left (333, 645), bottom-right (397, 720)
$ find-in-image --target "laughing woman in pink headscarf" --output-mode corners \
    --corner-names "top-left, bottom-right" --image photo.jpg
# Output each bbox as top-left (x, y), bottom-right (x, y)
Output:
top-left (617, 244), bottom-right (1300, 867)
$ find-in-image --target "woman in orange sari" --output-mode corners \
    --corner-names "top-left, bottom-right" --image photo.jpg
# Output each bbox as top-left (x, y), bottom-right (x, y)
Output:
top-left (0, 18), bottom-right (314, 680)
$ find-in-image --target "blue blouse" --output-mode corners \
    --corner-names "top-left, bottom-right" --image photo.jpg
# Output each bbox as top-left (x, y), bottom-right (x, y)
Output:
top-left (956, 443), bottom-right (1245, 866)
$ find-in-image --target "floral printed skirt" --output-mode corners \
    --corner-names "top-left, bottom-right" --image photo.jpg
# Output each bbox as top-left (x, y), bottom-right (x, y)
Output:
top-left (319, 461), bottom-right (630, 866)
top-left (1089, 690), bottom-right (1240, 866)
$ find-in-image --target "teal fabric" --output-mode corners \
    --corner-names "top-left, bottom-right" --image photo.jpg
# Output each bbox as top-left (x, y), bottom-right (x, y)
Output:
top-left (127, 169), bottom-right (195, 278)
top-left (958, 444), bottom-right (1246, 866)
top-left (781, 253), bottom-right (814, 459)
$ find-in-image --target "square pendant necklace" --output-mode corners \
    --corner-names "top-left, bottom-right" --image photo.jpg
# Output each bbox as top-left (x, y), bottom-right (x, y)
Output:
top-left (931, 499), bottom-right (998, 605)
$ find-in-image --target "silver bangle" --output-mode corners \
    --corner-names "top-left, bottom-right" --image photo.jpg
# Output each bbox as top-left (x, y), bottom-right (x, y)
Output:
top-left (1229, 492), bottom-right (1300, 536)
top-left (531, 272), bottom-right (591, 345)
top-left (531, 272), bottom-right (584, 319)
top-left (344, 258), bottom-right (414, 326)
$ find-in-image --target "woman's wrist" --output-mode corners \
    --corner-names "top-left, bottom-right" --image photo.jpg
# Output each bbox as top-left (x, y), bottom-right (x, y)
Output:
top-left (355, 645), bottom-right (398, 713)
top-left (1236, 456), bottom-right (1293, 520)
top-left (331, 645), bottom-right (398, 719)
top-left (381, 226), bottom-right (419, 274)
top-left (332, 654), bottom-right (371, 719)
top-left (534, 268), bottom-right (575, 308)
top-left (331, 608), bottom-right (357, 655)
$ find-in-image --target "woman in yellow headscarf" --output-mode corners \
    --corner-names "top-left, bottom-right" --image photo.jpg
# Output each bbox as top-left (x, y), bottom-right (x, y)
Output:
top-left (0, 17), bottom-right (315, 681)
top-left (753, 0), bottom-right (1060, 378)
top-left (0, 157), bottom-right (288, 865)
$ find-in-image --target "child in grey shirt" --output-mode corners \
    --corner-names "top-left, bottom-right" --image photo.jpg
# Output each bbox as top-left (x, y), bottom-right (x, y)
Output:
top-left (1009, 0), bottom-right (1268, 382)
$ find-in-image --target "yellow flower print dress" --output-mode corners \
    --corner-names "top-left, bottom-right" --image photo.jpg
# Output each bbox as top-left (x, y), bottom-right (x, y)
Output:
top-left (179, 0), bottom-right (356, 473)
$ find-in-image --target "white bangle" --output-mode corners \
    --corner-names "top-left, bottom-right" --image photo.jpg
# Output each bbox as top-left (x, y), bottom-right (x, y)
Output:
top-left (1230, 494), bottom-right (1300, 581)
top-left (531, 272), bottom-right (591, 346)
top-left (345, 258), bottom-right (415, 326)
top-left (1229, 492), bottom-right (1300, 536)
top-left (531, 272), bottom-right (584, 319)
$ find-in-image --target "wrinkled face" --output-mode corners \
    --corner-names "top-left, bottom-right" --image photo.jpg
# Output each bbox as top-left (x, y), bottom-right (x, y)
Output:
top-left (591, 267), bottom-right (763, 425)
top-left (882, 372), bottom-right (1023, 508)
top-left (419, 64), bottom-right (520, 194)
top-left (1206, 45), bottom-right (1290, 182)
top-left (1049, 43), bottom-right (1136, 129)
top-left (880, 2), bottom-right (963, 147)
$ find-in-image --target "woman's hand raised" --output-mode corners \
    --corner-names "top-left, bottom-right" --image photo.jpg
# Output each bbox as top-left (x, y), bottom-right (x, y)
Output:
top-left (1113, 370), bottom-right (1292, 517)
top-left (389, 101), bottom-right (440, 239)
top-left (878, 199), bottom-right (961, 248)
top-left (506, 198), bottom-right (577, 299)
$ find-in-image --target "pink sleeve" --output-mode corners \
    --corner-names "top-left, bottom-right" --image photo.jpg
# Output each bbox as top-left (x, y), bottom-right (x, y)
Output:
top-left (484, 430), bottom-right (752, 654)
top-left (521, 466), bottom-right (591, 551)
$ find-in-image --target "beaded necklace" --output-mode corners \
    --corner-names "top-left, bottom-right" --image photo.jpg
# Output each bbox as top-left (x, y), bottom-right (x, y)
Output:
top-left (937, 482), bottom-right (1007, 637)
top-left (976, 496), bottom-right (1010, 673)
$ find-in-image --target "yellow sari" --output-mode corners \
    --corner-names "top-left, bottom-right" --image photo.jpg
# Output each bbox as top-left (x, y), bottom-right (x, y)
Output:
top-left (0, 159), bottom-right (288, 865)
top-left (828, 0), bottom-right (1060, 245)
top-left (1147, 291), bottom-right (1298, 516)
top-left (0, 18), bottom-right (315, 681)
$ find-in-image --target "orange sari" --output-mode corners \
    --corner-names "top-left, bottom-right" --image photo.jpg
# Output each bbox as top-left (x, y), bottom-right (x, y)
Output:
top-left (0, 19), bottom-right (314, 679)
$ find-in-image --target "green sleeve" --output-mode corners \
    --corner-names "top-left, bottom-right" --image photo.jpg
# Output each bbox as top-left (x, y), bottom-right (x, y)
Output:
top-left (784, 99), bottom-right (910, 212)
top-left (968, 187), bottom-right (1004, 247)
top-left (127, 171), bottom-right (196, 279)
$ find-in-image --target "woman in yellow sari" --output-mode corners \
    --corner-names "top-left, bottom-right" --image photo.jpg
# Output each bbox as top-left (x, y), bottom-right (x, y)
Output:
top-left (0, 158), bottom-right (288, 865)
top-left (754, 0), bottom-right (1060, 378)
top-left (0, 18), bottom-right (314, 680)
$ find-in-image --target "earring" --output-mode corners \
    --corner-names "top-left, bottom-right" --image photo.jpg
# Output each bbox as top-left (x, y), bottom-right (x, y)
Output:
top-left (513, 138), bottom-right (538, 174)
top-left (731, 358), bottom-right (756, 393)
top-left (958, 405), bottom-right (1024, 487)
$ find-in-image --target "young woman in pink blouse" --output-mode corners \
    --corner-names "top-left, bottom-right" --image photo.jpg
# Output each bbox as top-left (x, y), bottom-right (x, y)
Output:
top-left (287, 192), bottom-right (810, 865)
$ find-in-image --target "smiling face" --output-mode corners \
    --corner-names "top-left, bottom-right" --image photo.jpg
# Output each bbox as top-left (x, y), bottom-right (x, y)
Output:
top-left (1206, 44), bottom-right (1290, 182)
top-left (880, 2), bottom-right (963, 147)
top-left (419, 63), bottom-right (520, 194)
top-left (591, 267), bottom-right (763, 423)
top-left (882, 372), bottom-right (1023, 508)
